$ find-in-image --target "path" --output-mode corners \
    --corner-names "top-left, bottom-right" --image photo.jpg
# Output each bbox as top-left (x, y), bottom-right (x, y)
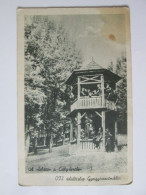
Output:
top-left (26, 144), bottom-right (127, 173)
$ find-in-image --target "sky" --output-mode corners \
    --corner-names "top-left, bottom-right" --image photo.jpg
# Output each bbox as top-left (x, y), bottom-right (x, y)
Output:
top-left (56, 14), bottom-right (126, 68)
top-left (26, 14), bottom-right (126, 69)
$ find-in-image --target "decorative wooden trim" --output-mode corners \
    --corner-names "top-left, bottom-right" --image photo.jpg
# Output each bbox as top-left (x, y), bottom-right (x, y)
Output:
top-left (80, 75), bottom-right (101, 84)
top-left (81, 112), bottom-right (86, 119)
top-left (80, 74), bottom-right (102, 79)
top-left (80, 81), bottom-right (101, 85)
top-left (95, 111), bottom-right (102, 118)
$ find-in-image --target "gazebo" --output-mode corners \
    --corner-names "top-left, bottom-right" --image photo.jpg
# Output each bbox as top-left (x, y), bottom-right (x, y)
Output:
top-left (66, 58), bottom-right (121, 152)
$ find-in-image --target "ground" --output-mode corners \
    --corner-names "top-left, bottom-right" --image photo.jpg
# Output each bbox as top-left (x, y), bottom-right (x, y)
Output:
top-left (26, 144), bottom-right (127, 173)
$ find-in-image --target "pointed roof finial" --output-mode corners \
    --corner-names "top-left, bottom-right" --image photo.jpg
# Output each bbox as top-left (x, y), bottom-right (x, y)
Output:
top-left (92, 57), bottom-right (94, 62)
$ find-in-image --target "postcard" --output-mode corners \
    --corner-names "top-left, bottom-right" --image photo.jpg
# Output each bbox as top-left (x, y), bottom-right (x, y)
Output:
top-left (17, 7), bottom-right (132, 186)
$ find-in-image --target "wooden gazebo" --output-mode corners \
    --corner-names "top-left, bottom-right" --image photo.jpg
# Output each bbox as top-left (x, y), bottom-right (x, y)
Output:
top-left (66, 58), bottom-right (121, 152)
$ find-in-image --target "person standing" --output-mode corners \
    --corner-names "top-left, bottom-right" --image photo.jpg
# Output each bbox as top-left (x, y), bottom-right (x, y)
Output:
top-left (105, 128), bottom-right (112, 152)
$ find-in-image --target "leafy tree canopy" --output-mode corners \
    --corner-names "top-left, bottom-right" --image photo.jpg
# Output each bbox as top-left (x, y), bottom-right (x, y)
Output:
top-left (108, 52), bottom-right (127, 134)
top-left (24, 16), bottom-right (82, 137)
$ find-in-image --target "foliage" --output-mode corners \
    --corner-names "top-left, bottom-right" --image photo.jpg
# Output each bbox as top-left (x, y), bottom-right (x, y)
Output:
top-left (108, 52), bottom-right (127, 134)
top-left (24, 16), bottom-right (82, 139)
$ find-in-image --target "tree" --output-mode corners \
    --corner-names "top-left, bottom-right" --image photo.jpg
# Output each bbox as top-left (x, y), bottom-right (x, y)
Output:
top-left (108, 52), bottom-right (127, 134)
top-left (24, 16), bottom-right (82, 154)
top-left (108, 61), bottom-right (114, 72)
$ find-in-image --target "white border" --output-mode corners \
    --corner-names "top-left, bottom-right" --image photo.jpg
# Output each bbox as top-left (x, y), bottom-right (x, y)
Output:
top-left (0, 0), bottom-right (146, 194)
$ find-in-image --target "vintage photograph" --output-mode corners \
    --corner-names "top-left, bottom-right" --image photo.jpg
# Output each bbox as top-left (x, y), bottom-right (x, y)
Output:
top-left (18, 7), bottom-right (132, 185)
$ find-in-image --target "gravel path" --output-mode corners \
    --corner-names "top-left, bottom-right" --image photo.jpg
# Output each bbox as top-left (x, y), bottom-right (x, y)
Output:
top-left (26, 144), bottom-right (127, 173)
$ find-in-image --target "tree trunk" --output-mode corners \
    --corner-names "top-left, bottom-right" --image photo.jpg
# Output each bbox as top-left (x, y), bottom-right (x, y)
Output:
top-left (43, 136), bottom-right (46, 146)
top-left (34, 137), bottom-right (38, 154)
top-left (25, 133), bottom-right (30, 157)
top-left (25, 120), bottom-right (30, 156)
top-left (49, 135), bottom-right (53, 153)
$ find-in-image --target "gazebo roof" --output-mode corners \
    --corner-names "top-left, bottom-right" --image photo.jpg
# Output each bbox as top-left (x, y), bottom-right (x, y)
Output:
top-left (79, 58), bottom-right (104, 71)
top-left (66, 58), bottom-right (121, 85)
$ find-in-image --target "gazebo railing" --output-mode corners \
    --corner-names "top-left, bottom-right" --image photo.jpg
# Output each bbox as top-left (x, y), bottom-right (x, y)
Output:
top-left (71, 97), bottom-right (115, 111)
top-left (80, 139), bottom-right (96, 150)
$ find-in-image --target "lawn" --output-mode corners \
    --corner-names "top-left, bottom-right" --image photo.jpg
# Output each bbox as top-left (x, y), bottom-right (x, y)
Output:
top-left (26, 144), bottom-right (127, 173)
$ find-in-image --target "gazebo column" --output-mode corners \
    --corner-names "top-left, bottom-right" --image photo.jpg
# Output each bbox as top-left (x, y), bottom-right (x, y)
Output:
top-left (101, 74), bottom-right (105, 151)
top-left (102, 111), bottom-right (106, 151)
top-left (114, 120), bottom-right (118, 151)
top-left (101, 75), bottom-right (105, 107)
top-left (77, 111), bottom-right (81, 144)
top-left (70, 119), bottom-right (73, 142)
top-left (77, 76), bottom-right (80, 100)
